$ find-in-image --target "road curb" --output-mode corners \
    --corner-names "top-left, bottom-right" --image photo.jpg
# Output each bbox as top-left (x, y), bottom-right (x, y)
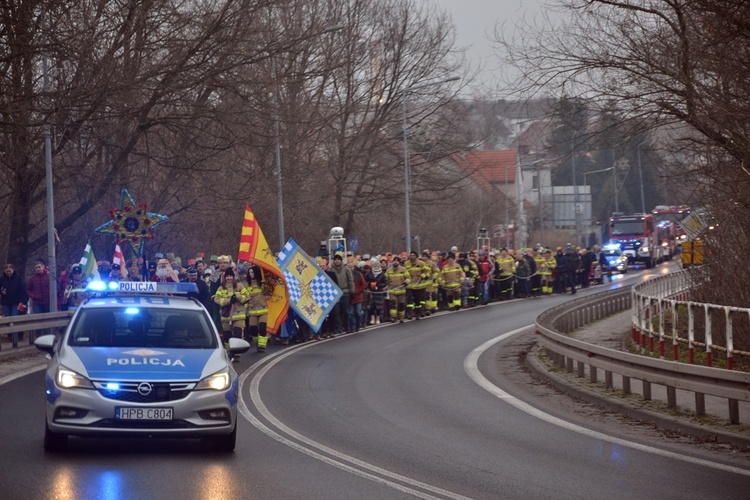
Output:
top-left (525, 344), bottom-right (750, 450)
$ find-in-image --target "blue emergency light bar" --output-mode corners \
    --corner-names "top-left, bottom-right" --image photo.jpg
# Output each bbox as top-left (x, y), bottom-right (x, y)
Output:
top-left (603, 243), bottom-right (621, 251)
top-left (86, 281), bottom-right (198, 294)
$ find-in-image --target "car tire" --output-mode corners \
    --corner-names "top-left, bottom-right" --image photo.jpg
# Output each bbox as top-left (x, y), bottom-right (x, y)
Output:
top-left (44, 421), bottom-right (68, 452)
top-left (204, 424), bottom-right (237, 452)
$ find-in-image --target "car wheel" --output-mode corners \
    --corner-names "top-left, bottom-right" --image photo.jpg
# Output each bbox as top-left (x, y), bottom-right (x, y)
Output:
top-left (44, 421), bottom-right (68, 452)
top-left (203, 424), bottom-right (237, 452)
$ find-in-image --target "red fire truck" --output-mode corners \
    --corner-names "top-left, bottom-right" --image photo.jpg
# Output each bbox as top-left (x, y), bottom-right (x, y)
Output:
top-left (652, 205), bottom-right (691, 239)
top-left (608, 213), bottom-right (664, 268)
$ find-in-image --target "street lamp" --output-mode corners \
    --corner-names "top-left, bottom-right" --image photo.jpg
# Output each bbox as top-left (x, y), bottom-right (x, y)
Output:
top-left (42, 6), bottom-right (57, 311)
top-left (636, 142), bottom-right (647, 214)
top-left (274, 25), bottom-right (344, 251)
top-left (402, 76), bottom-right (459, 254)
top-left (583, 166), bottom-right (614, 229)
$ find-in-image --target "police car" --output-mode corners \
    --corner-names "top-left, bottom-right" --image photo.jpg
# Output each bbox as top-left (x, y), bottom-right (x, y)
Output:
top-left (34, 281), bottom-right (250, 452)
top-left (602, 244), bottom-right (628, 274)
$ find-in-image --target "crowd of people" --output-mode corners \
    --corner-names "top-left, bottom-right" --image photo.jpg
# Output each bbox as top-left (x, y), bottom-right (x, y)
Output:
top-left (1, 243), bottom-right (615, 348)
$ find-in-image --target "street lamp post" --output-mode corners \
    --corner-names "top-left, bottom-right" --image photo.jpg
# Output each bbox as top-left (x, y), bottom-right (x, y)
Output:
top-left (401, 76), bottom-right (459, 254)
top-left (637, 142), bottom-right (646, 214)
top-left (583, 166), bottom-right (615, 229)
top-left (42, 6), bottom-right (57, 311)
top-left (273, 25), bottom-right (344, 251)
top-left (572, 148), bottom-right (579, 248)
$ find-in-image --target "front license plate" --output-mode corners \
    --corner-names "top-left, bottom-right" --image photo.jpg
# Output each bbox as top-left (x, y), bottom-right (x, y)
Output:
top-left (116, 407), bottom-right (173, 420)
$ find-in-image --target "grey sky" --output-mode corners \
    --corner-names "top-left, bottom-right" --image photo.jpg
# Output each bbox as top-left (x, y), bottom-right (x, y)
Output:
top-left (428, 0), bottom-right (544, 90)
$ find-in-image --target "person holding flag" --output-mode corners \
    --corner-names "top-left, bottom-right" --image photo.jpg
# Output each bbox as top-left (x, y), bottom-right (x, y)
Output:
top-left (63, 265), bottom-right (88, 310)
top-left (236, 202), bottom-right (289, 337)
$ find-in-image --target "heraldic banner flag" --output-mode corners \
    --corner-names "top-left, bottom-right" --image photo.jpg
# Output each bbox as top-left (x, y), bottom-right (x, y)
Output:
top-left (277, 238), bottom-right (343, 333)
top-left (237, 203), bottom-right (289, 334)
top-left (79, 239), bottom-right (100, 282)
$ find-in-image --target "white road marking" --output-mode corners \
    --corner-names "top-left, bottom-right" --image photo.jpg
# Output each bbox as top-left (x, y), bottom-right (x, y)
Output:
top-left (0, 364), bottom-right (45, 386)
top-left (464, 325), bottom-right (750, 477)
top-left (238, 343), bottom-right (471, 500)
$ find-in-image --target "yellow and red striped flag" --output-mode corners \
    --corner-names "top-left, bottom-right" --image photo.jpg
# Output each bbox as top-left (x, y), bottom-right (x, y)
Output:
top-left (237, 203), bottom-right (289, 334)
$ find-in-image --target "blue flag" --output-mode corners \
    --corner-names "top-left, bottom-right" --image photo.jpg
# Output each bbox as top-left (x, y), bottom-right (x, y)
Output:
top-left (276, 238), bottom-right (343, 333)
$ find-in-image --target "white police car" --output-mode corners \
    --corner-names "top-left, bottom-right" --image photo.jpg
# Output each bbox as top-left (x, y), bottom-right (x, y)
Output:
top-left (34, 281), bottom-right (250, 452)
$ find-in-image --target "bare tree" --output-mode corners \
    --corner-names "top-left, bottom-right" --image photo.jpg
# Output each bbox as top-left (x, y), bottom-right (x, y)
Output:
top-left (496, 0), bottom-right (750, 305)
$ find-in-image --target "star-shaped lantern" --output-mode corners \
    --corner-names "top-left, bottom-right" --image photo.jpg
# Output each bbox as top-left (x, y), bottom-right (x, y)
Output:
top-left (95, 190), bottom-right (168, 256)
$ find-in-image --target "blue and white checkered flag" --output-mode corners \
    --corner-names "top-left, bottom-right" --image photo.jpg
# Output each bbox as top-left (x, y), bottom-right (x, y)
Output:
top-left (277, 238), bottom-right (343, 333)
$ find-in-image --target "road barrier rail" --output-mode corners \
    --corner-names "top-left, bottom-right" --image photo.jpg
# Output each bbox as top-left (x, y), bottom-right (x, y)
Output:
top-left (0, 311), bottom-right (73, 350)
top-left (536, 285), bottom-right (750, 425)
top-left (631, 270), bottom-right (750, 370)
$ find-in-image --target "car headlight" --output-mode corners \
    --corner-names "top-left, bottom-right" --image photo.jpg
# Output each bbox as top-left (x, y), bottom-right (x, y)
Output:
top-left (196, 370), bottom-right (230, 391)
top-left (56, 367), bottom-right (94, 389)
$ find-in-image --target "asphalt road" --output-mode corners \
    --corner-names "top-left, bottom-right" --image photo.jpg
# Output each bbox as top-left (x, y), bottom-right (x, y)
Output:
top-left (2, 263), bottom-right (749, 499)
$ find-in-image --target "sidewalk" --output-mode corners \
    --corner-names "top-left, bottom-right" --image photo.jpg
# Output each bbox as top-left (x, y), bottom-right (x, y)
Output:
top-left (528, 309), bottom-right (750, 448)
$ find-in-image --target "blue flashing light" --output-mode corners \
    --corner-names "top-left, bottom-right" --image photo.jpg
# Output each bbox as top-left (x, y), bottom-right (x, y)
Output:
top-left (124, 307), bottom-right (140, 315)
top-left (87, 281), bottom-right (107, 292)
top-left (106, 383), bottom-right (120, 391)
top-left (604, 244), bottom-right (621, 251)
top-left (85, 281), bottom-right (198, 295)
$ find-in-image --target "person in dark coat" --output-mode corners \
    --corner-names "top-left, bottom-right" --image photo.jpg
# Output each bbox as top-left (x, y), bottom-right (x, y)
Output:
top-left (565, 247), bottom-right (580, 294)
top-left (554, 248), bottom-right (566, 294)
top-left (186, 267), bottom-right (211, 310)
top-left (1, 263), bottom-right (27, 317)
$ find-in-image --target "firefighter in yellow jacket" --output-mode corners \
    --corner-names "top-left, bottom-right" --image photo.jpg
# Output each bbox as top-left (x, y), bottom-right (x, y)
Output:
top-left (241, 266), bottom-right (270, 353)
top-left (404, 251), bottom-right (431, 320)
top-left (422, 251), bottom-right (440, 315)
top-left (440, 252), bottom-right (465, 310)
top-left (495, 248), bottom-right (516, 300)
top-left (213, 267), bottom-right (247, 344)
top-left (385, 256), bottom-right (409, 323)
top-left (541, 249), bottom-right (556, 294)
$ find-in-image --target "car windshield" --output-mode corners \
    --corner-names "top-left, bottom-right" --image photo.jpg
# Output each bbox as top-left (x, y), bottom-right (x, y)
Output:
top-left (611, 221), bottom-right (645, 236)
top-left (68, 307), bottom-right (216, 349)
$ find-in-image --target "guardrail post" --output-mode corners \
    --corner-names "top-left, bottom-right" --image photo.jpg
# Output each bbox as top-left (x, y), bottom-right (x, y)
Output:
top-left (729, 400), bottom-right (740, 425)
top-left (672, 302), bottom-right (679, 361)
top-left (695, 393), bottom-right (705, 416)
top-left (566, 358), bottom-right (573, 373)
top-left (704, 304), bottom-right (712, 367)
top-left (622, 376), bottom-right (631, 394)
top-left (658, 298), bottom-right (665, 359)
top-left (725, 309), bottom-right (733, 371)
top-left (666, 387), bottom-right (676, 408)
top-left (605, 370), bottom-right (613, 389)
top-left (643, 380), bottom-right (652, 401)
top-left (577, 361), bottom-right (584, 378)
top-left (688, 303), bottom-right (695, 364)
top-left (589, 365), bottom-right (597, 384)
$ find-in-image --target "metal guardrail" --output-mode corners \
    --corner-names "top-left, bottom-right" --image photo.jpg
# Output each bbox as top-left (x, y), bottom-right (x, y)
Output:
top-left (631, 270), bottom-right (750, 369)
top-left (0, 311), bottom-right (72, 350)
top-left (536, 286), bottom-right (750, 425)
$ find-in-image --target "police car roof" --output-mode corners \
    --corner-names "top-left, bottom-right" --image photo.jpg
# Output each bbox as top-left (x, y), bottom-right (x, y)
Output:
top-left (81, 281), bottom-right (203, 311)
top-left (81, 294), bottom-right (204, 311)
